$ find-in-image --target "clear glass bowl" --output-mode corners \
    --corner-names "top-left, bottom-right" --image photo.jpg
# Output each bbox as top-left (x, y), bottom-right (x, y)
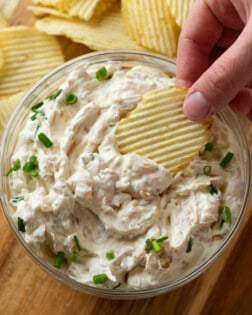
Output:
top-left (0, 50), bottom-right (251, 299)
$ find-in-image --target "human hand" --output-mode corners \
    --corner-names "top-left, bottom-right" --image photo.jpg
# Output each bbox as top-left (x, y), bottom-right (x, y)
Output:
top-left (176, 0), bottom-right (252, 120)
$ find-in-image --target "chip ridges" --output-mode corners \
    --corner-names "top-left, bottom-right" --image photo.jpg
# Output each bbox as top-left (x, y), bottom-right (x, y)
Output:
top-left (115, 86), bottom-right (212, 174)
top-left (35, 4), bottom-right (142, 51)
top-left (32, 0), bottom-right (116, 21)
top-left (0, 26), bottom-right (64, 97)
top-left (0, 92), bottom-right (23, 135)
top-left (166, 0), bottom-right (195, 27)
top-left (122, 0), bottom-right (180, 57)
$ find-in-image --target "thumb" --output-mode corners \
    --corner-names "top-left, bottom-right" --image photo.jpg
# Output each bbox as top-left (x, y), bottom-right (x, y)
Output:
top-left (183, 21), bottom-right (252, 121)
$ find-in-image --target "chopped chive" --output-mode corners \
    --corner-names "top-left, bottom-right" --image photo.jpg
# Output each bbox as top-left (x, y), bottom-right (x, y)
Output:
top-left (220, 152), bottom-right (234, 168)
top-left (186, 236), bottom-right (193, 253)
top-left (96, 66), bottom-right (107, 80)
top-left (30, 113), bottom-right (37, 121)
top-left (12, 196), bottom-right (24, 203)
top-left (205, 142), bottom-right (214, 152)
top-left (145, 239), bottom-right (153, 250)
top-left (5, 167), bottom-right (13, 176)
top-left (30, 110), bottom-right (46, 121)
top-left (31, 101), bottom-right (43, 112)
top-left (5, 159), bottom-right (21, 176)
top-left (156, 236), bottom-right (168, 243)
top-left (65, 93), bottom-right (78, 105)
top-left (53, 251), bottom-right (65, 268)
top-left (12, 159), bottom-right (21, 171)
top-left (113, 283), bottom-right (121, 289)
top-left (73, 235), bottom-right (81, 251)
top-left (23, 156), bottom-right (39, 177)
top-left (17, 217), bottom-right (26, 232)
top-left (106, 252), bottom-right (115, 260)
top-left (151, 240), bottom-right (162, 253)
top-left (208, 183), bottom-right (218, 195)
top-left (71, 251), bottom-right (78, 262)
top-left (203, 165), bottom-right (211, 175)
top-left (93, 273), bottom-right (108, 284)
top-left (219, 206), bottom-right (232, 228)
top-left (47, 89), bottom-right (62, 100)
top-left (38, 133), bottom-right (53, 148)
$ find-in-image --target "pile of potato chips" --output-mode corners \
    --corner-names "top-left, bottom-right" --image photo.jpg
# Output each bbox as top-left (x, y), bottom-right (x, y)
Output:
top-left (0, 13), bottom-right (64, 134)
top-left (30, 0), bottom-right (195, 57)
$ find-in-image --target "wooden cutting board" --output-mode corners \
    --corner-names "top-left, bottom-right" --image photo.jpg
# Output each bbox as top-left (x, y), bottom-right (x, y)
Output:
top-left (0, 1), bottom-right (252, 314)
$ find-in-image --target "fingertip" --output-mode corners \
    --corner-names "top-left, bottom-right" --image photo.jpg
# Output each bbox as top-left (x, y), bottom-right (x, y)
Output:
top-left (183, 92), bottom-right (212, 121)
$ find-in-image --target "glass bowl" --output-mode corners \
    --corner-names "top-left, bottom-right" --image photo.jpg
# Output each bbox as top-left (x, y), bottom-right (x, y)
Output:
top-left (0, 50), bottom-right (251, 299)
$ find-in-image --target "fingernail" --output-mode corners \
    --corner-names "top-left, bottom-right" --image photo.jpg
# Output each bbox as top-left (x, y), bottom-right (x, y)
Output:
top-left (183, 92), bottom-right (212, 120)
top-left (176, 79), bottom-right (193, 87)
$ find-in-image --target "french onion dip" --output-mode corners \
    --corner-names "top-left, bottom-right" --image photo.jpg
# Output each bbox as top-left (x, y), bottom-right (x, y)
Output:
top-left (8, 63), bottom-right (242, 289)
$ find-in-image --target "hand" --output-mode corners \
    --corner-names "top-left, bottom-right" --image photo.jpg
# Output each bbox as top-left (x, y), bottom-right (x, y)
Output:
top-left (176, 0), bottom-right (252, 120)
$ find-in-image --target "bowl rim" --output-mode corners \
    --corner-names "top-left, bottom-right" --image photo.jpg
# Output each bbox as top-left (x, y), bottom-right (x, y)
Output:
top-left (0, 49), bottom-right (251, 299)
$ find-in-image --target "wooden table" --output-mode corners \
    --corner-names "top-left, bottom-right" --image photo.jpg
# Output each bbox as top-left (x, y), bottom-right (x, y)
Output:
top-left (0, 1), bottom-right (252, 314)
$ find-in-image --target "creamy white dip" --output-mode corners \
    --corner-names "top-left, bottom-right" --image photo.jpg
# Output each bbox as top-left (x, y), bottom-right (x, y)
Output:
top-left (8, 63), bottom-right (242, 289)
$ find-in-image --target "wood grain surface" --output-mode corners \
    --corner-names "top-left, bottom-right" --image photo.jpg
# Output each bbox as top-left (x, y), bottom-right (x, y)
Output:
top-left (0, 1), bottom-right (252, 314)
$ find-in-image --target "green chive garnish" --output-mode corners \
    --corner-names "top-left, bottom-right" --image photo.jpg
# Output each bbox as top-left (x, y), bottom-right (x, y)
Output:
top-left (96, 66), bottom-right (107, 80)
top-left (93, 273), bottom-right (108, 284)
top-left (113, 283), bottom-right (121, 289)
top-left (30, 110), bottom-right (46, 121)
top-left (220, 152), bottom-right (234, 168)
top-left (145, 239), bottom-right (153, 250)
top-left (47, 89), bottom-right (62, 100)
top-left (38, 133), bottom-right (53, 148)
top-left (17, 217), bottom-right (26, 232)
top-left (5, 168), bottom-right (13, 176)
top-left (208, 183), bottom-right (218, 195)
top-left (65, 93), bottom-right (78, 105)
top-left (151, 240), bottom-right (162, 253)
top-left (186, 236), bottom-right (193, 253)
top-left (53, 251), bottom-right (65, 268)
top-left (13, 159), bottom-right (21, 171)
top-left (205, 143), bottom-right (214, 152)
top-left (31, 101), bottom-right (43, 112)
top-left (12, 196), bottom-right (24, 203)
top-left (5, 159), bottom-right (21, 176)
top-left (23, 156), bottom-right (39, 177)
top-left (156, 236), bottom-right (168, 243)
top-left (106, 252), bottom-right (115, 260)
top-left (73, 235), bottom-right (81, 251)
top-left (71, 251), bottom-right (78, 262)
top-left (219, 206), bottom-right (232, 228)
top-left (203, 165), bottom-right (211, 175)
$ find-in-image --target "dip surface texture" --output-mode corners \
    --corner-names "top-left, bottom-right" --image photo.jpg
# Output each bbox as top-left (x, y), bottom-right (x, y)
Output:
top-left (9, 64), bottom-right (242, 289)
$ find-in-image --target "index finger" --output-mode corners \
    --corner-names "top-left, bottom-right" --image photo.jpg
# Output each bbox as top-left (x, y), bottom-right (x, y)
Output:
top-left (176, 0), bottom-right (223, 86)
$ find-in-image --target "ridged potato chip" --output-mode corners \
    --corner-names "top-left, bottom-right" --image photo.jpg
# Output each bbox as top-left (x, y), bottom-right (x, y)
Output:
top-left (0, 13), bottom-right (8, 28)
top-left (167, 0), bottom-right (195, 27)
top-left (32, 0), bottom-right (116, 21)
top-left (0, 92), bottom-right (23, 135)
top-left (28, 5), bottom-right (70, 19)
top-left (35, 4), bottom-right (142, 51)
top-left (32, 0), bottom-right (72, 12)
top-left (0, 49), bottom-right (4, 70)
top-left (122, 0), bottom-right (180, 57)
top-left (0, 26), bottom-right (64, 97)
top-left (115, 86), bottom-right (211, 174)
top-left (70, 0), bottom-right (117, 21)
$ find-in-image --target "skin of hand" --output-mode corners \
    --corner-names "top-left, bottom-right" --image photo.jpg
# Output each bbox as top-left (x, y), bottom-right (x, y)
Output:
top-left (176, 0), bottom-right (252, 120)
